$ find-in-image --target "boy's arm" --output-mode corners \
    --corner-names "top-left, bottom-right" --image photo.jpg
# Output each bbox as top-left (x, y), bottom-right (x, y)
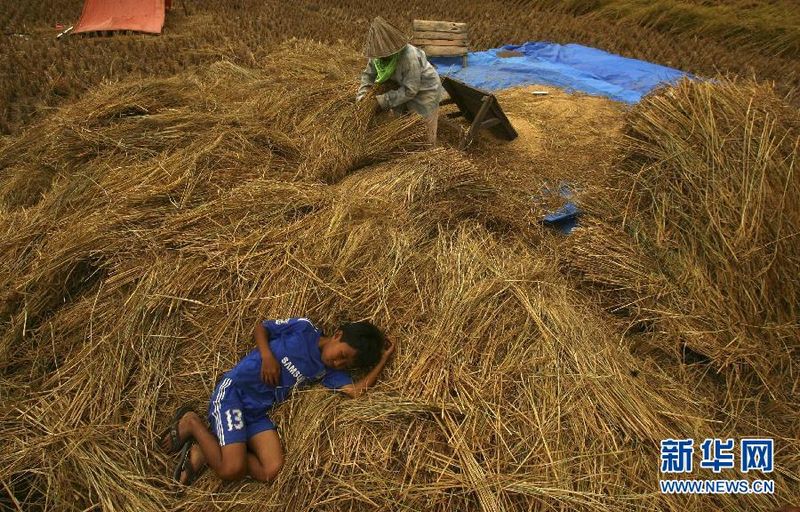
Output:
top-left (340, 338), bottom-right (395, 398)
top-left (254, 320), bottom-right (281, 386)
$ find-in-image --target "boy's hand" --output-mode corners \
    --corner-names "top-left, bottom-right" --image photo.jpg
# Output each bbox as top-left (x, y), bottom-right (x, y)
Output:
top-left (260, 352), bottom-right (281, 386)
top-left (382, 337), bottom-right (395, 361)
top-left (340, 336), bottom-right (396, 399)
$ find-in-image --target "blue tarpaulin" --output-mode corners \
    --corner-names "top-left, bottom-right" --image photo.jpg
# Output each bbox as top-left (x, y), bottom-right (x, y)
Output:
top-left (430, 41), bottom-right (690, 104)
top-left (542, 202), bottom-right (580, 234)
top-left (537, 184), bottom-right (581, 234)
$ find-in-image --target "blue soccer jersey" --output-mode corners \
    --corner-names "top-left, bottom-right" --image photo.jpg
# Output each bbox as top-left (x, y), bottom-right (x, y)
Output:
top-left (208, 317), bottom-right (353, 445)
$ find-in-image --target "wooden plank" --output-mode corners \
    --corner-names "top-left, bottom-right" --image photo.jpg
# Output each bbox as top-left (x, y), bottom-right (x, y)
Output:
top-left (412, 20), bottom-right (467, 33)
top-left (412, 30), bottom-right (468, 41)
top-left (420, 45), bottom-right (467, 57)
top-left (441, 77), bottom-right (518, 146)
top-left (489, 98), bottom-right (518, 141)
top-left (461, 96), bottom-right (493, 150)
top-left (412, 38), bottom-right (467, 47)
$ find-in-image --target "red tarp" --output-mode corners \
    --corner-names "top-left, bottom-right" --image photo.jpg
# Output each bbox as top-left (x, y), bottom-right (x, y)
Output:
top-left (73, 0), bottom-right (166, 34)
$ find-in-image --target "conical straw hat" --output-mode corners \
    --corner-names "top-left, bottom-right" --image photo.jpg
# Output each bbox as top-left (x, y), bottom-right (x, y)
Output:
top-left (364, 17), bottom-right (409, 58)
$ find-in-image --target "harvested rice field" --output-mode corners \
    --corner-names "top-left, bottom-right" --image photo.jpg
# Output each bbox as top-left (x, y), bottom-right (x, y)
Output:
top-left (1, 2), bottom-right (798, 511)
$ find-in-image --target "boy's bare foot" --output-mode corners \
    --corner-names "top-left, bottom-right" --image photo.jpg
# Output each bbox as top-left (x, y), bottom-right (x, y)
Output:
top-left (177, 442), bottom-right (207, 485)
top-left (159, 407), bottom-right (198, 453)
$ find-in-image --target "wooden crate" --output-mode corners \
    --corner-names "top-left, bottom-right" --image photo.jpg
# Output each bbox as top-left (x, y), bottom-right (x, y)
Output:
top-left (412, 19), bottom-right (468, 67)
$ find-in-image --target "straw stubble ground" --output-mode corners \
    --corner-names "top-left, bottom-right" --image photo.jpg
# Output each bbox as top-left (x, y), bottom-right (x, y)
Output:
top-left (2, 0), bottom-right (799, 134)
top-left (0, 42), bottom-right (798, 511)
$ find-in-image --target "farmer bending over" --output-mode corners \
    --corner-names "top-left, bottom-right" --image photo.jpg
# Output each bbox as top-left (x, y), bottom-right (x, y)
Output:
top-left (357, 16), bottom-right (445, 146)
top-left (160, 317), bottom-right (392, 484)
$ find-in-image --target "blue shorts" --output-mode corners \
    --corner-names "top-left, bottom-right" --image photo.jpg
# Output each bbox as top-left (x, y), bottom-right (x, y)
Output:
top-left (207, 377), bottom-right (275, 446)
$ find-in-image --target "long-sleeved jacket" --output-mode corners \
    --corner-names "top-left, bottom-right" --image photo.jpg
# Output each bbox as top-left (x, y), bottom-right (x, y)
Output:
top-left (357, 44), bottom-right (444, 117)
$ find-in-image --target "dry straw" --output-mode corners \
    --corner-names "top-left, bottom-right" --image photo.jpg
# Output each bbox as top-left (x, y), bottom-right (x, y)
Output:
top-left (1, 42), bottom-right (798, 511)
top-left (565, 79), bottom-right (800, 398)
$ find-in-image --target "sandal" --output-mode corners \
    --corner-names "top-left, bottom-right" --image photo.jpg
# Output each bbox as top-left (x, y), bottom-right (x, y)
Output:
top-left (173, 440), bottom-right (206, 485)
top-left (158, 404), bottom-right (195, 454)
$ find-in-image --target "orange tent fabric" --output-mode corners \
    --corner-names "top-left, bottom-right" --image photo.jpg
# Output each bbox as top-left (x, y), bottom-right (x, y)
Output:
top-left (73, 0), bottom-right (166, 34)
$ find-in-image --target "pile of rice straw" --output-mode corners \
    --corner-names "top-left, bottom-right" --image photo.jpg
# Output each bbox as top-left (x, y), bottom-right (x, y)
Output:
top-left (1, 42), bottom-right (797, 511)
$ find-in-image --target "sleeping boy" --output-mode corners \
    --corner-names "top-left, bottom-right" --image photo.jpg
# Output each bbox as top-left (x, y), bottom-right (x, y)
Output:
top-left (160, 317), bottom-right (392, 484)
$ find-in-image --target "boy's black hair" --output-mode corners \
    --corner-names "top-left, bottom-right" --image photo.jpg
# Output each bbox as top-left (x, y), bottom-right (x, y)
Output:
top-left (340, 321), bottom-right (384, 369)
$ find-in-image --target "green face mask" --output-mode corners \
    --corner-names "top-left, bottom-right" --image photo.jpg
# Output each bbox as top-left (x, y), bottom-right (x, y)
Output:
top-left (373, 52), bottom-right (400, 84)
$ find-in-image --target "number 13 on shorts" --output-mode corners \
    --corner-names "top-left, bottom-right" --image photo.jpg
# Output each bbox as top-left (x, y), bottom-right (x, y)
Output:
top-left (225, 408), bottom-right (243, 431)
